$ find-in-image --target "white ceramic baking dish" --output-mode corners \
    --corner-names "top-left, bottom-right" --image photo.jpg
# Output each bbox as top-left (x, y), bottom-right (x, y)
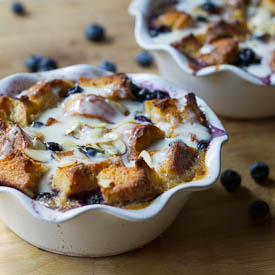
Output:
top-left (129, 0), bottom-right (275, 119)
top-left (0, 65), bottom-right (227, 257)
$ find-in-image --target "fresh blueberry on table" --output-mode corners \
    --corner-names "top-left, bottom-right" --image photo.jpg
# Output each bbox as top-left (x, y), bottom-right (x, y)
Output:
top-left (31, 121), bottom-right (44, 128)
top-left (221, 169), bottom-right (241, 191)
top-left (99, 60), bottom-right (117, 73)
top-left (45, 142), bottom-right (63, 152)
top-left (250, 161), bottom-right (269, 182)
top-left (38, 58), bottom-right (58, 71)
top-left (11, 2), bottom-right (25, 15)
top-left (67, 85), bottom-right (84, 97)
top-left (25, 55), bottom-right (43, 72)
top-left (85, 24), bottom-right (105, 42)
top-left (200, 1), bottom-right (219, 14)
top-left (136, 52), bottom-right (153, 67)
top-left (80, 146), bottom-right (98, 158)
top-left (248, 200), bottom-right (270, 220)
top-left (235, 48), bottom-right (261, 67)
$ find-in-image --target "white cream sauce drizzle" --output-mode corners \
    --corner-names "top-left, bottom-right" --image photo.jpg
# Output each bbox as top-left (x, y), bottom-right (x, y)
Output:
top-left (151, 0), bottom-right (275, 78)
top-left (21, 85), bottom-right (211, 192)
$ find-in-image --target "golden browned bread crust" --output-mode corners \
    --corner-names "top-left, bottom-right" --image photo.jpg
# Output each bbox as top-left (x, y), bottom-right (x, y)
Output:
top-left (80, 73), bottom-right (132, 100)
top-left (51, 157), bottom-right (122, 204)
top-left (98, 157), bottom-right (164, 205)
top-left (19, 79), bottom-right (73, 116)
top-left (123, 123), bottom-right (165, 160)
top-left (153, 9), bottom-right (193, 30)
top-left (160, 141), bottom-right (206, 184)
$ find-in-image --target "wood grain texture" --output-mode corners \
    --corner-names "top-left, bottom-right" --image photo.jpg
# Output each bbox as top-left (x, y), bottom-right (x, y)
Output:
top-left (0, 0), bottom-right (275, 274)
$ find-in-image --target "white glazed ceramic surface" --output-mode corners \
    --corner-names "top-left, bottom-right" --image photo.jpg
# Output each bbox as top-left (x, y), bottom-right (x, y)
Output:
top-left (129, 0), bottom-right (275, 119)
top-left (0, 65), bottom-right (227, 257)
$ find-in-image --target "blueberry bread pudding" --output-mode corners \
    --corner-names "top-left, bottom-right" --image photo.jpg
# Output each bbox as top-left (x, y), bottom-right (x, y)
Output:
top-left (149, 0), bottom-right (275, 81)
top-left (0, 73), bottom-right (212, 210)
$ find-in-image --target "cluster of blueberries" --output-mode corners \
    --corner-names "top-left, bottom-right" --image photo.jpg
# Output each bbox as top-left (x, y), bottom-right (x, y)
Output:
top-left (11, 2), bottom-right (153, 74)
top-left (221, 162), bottom-right (270, 221)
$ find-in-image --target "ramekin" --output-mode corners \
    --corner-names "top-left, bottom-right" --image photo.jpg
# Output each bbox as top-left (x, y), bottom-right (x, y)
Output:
top-left (129, 0), bottom-right (275, 119)
top-left (0, 65), bottom-right (227, 257)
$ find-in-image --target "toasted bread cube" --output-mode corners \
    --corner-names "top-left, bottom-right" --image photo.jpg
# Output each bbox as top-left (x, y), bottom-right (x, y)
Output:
top-left (51, 157), bottom-right (122, 203)
top-left (98, 157), bottom-right (163, 205)
top-left (80, 73), bottom-right (132, 100)
top-left (183, 93), bottom-right (207, 125)
top-left (121, 123), bottom-right (164, 160)
top-left (20, 79), bottom-right (73, 115)
top-left (153, 9), bottom-right (192, 30)
top-left (172, 34), bottom-right (202, 59)
top-left (144, 98), bottom-right (181, 124)
top-left (206, 20), bottom-right (247, 43)
top-left (0, 95), bottom-right (29, 126)
top-left (270, 50), bottom-right (275, 72)
top-left (0, 120), bottom-right (32, 151)
top-left (160, 141), bottom-right (205, 183)
top-left (199, 38), bottom-right (239, 66)
top-left (225, 0), bottom-right (249, 8)
top-left (0, 150), bottom-right (48, 198)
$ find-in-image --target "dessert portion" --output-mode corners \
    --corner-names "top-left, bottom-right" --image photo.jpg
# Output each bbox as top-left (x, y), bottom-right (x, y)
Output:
top-left (0, 73), bottom-right (212, 210)
top-left (149, 0), bottom-right (275, 81)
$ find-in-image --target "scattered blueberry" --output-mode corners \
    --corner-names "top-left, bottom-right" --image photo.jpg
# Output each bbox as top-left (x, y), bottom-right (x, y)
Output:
top-left (85, 24), bottom-right (105, 42)
top-left (130, 82), bottom-right (170, 102)
top-left (11, 2), bottom-right (25, 15)
top-left (45, 142), bottom-right (63, 151)
top-left (134, 115), bottom-right (152, 123)
top-left (248, 200), bottom-right (270, 220)
top-left (235, 48), bottom-right (261, 67)
top-left (86, 193), bottom-right (104, 205)
top-left (67, 85), bottom-right (83, 97)
top-left (80, 146), bottom-right (98, 158)
top-left (200, 1), bottom-right (219, 14)
top-left (136, 52), bottom-right (153, 67)
top-left (250, 161), bottom-right (269, 182)
top-left (31, 121), bottom-right (44, 128)
top-left (195, 16), bottom-right (208, 23)
top-left (38, 58), bottom-right (58, 71)
top-left (25, 55), bottom-right (43, 72)
top-left (197, 140), bottom-right (209, 151)
top-left (99, 60), bottom-right (117, 73)
top-left (221, 169), bottom-right (241, 191)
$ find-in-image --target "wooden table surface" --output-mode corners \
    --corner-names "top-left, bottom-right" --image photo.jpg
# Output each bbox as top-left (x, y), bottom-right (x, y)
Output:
top-left (0, 0), bottom-right (275, 274)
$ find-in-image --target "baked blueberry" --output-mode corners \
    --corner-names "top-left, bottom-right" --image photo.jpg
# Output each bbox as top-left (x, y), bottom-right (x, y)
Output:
top-left (31, 121), bottom-right (44, 128)
top-left (67, 85), bottom-right (83, 96)
top-left (11, 2), bottom-right (25, 15)
top-left (86, 193), bottom-right (104, 205)
top-left (25, 55), bottom-right (42, 72)
top-left (35, 192), bottom-right (54, 201)
top-left (200, 1), bottom-right (219, 14)
top-left (99, 60), bottom-right (117, 73)
top-left (45, 142), bottom-right (63, 151)
top-left (248, 200), bottom-right (269, 220)
top-left (134, 115), bottom-right (152, 123)
top-left (197, 140), bottom-right (209, 151)
top-left (85, 24), bottom-right (105, 42)
top-left (195, 16), bottom-right (208, 23)
top-left (250, 161), bottom-right (269, 182)
top-left (80, 146), bottom-right (98, 158)
top-left (235, 48), bottom-right (261, 67)
top-left (221, 169), bottom-right (241, 191)
top-left (38, 58), bottom-right (58, 71)
top-left (136, 52), bottom-right (153, 67)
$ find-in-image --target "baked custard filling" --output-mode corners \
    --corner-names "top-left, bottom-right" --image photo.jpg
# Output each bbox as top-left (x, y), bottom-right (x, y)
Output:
top-left (149, 0), bottom-right (275, 82)
top-left (0, 73), bottom-right (212, 210)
